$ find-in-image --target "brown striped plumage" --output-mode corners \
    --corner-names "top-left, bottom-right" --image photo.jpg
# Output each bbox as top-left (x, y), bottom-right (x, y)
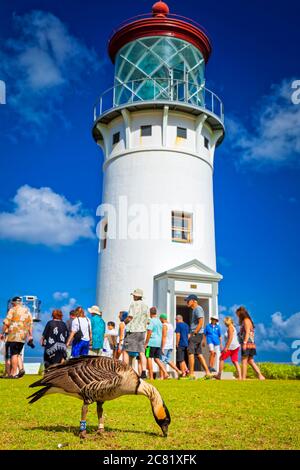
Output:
top-left (28, 356), bottom-right (171, 437)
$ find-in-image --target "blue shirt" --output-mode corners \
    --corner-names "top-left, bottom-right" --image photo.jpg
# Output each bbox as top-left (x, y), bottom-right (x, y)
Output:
top-left (191, 306), bottom-right (205, 333)
top-left (204, 323), bottom-right (222, 346)
top-left (147, 317), bottom-right (162, 348)
top-left (175, 322), bottom-right (189, 348)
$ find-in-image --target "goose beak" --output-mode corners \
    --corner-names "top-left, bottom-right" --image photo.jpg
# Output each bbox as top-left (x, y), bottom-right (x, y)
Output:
top-left (161, 424), bottom-right (169, 437)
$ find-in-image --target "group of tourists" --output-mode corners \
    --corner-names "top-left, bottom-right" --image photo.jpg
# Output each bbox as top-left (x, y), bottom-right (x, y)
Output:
top-left (1, 291), bottom-right (265, 381)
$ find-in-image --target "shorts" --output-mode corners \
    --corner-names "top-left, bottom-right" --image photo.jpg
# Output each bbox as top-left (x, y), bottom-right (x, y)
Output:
top-left (148, 347), bottom-right (161, 359)
top-left (161, 349), bottom-right (173, 365)
top-left (208, 343), bottom-right (220, 353)
top-left (220, 347), bottom-right (240, 363)
top-left (5, 341), bottom-right (24, 359)
top-left (176, 346), bottom-right (187, 363)
top-left (188, 334), bottom-right (203, 355)
top-left (71, 340), bottom-right (90, 357)
top-left (128, 351), bottom-right (140, 358)
top-left (123, 332), bottom-right (145, 353)
top-left (44, 350), bottom-right (66, 369)
top-left (241, 347), bottom-right (257, 358)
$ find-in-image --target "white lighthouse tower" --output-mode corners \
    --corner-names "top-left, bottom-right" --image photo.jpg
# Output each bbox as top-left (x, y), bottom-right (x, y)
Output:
top-left (92, 1), bottom-right (225, 328)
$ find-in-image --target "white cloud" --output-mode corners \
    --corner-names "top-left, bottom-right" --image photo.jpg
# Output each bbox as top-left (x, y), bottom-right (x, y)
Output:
top-left (259, 339), bottom-right (290, 353)
top-left (227, 79), bottom-right (300, 168)
top-left (0, 10), bottom-right (100, 137)
top-left (61, 297), bottom-right (76, 316)
top-left (0, 185), bottom-right (95, 247)
top-left (53, 291), bottom-right (69, 301)
top-left (218, 305), bottom-right (227, 314)
top-left (269, 311), bottom-right (300, 338)
top-left (255, 311), bottom-right (300, 352)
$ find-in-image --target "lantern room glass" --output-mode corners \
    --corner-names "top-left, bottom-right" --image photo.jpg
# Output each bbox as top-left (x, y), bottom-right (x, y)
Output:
top-left (114, 36), bottom-right (206, 107)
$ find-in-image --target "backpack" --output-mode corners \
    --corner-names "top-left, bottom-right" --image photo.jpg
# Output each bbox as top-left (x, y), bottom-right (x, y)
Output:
top-left (73, 318), bottom-right (83, 344)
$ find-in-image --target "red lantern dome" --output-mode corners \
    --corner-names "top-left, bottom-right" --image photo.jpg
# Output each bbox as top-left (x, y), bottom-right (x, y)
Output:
top-left (108, 2), bottom-right (212, 64)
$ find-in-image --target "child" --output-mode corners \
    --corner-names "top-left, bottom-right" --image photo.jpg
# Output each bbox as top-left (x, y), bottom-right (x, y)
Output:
top-left (215, 317), bottom-right (241, 380)
top-left (202, 316), bottom-right (222, 372)
top-left (116, 311), bottom-right (128, 360)
top-left (102, 321), bottom-right (118, 358)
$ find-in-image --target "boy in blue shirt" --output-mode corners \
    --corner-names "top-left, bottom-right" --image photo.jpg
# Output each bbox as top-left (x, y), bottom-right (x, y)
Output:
top-left (203, 316), bottom-right (222, 373)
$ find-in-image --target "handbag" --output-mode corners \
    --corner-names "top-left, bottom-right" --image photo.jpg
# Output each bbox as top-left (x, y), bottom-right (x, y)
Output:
top-left (73, 318), bottom-right (83, 344)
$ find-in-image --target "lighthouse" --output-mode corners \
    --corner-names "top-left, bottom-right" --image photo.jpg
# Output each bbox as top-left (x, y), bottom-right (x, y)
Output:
top-left (92, 1), bottom-right (225, 329)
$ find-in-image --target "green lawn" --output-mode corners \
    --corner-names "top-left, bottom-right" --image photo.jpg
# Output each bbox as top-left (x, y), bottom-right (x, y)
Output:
top-left (0, 376), bottom-right (299, 450)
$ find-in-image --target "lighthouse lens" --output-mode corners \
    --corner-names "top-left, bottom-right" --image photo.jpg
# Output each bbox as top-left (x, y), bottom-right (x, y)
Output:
top-left (114, 37), bottom-right (205, 107)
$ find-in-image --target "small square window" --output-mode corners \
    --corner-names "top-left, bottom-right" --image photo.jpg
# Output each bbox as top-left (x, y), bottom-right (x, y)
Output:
top-left (141, 125), bottom-right (152, 136)
top-left (177, 127), bottom-right (187, 139)
top-left (204, 136), bottom-right (209, 149)
top-left (112, 132), bottom-right (120, 145)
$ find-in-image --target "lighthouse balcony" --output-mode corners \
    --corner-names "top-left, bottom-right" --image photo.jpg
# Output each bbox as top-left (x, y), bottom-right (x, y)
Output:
top-left (93, 78), bottom-right (224, 132)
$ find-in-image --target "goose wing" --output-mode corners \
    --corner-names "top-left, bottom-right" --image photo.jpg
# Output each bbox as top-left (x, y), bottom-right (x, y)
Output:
top-left (29, 356), bottom-right (129, 397)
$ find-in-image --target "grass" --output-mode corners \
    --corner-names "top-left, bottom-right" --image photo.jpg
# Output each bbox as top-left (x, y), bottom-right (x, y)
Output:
top-left (0, 375), bottom-right (299, 450)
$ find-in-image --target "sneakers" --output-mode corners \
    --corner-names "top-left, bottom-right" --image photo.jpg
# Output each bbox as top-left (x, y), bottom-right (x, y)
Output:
top-left (140, 371), bottom-right (147, 379)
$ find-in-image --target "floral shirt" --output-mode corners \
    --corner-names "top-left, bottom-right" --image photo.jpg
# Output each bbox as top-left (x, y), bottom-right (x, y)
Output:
top-left (4, 305), bottom-right (33, 343)
top-left (127, 300), bottom-right (149, 333)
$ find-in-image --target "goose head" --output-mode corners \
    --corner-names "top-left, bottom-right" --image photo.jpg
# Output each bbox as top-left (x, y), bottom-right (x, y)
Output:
top-left (152, 401), bottom-right (171, 437)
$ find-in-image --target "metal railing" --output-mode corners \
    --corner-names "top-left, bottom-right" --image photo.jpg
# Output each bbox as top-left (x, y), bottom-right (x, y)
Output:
top-left (93, 78), bottom-right (224, 123)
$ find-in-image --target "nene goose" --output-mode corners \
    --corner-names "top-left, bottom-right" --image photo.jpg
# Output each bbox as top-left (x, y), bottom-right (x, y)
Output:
top-left (28, 355), bottom-right (171, 438)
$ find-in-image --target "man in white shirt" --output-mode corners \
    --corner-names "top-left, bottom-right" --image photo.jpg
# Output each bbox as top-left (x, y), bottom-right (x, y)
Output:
top-left (123, 288), bottom-right (149, 379)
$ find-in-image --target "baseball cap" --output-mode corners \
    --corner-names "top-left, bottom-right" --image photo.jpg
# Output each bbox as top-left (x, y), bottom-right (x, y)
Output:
top-left (12, 296), bottom-right (22, 302)
top-left (159, 313), bottom-right (168, 320)
top-left (184, 294), bottom-right (199, 302)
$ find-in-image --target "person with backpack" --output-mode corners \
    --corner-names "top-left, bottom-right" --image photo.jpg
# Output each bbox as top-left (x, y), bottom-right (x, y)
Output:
top-left (66, 306), bottom-right (92, 357)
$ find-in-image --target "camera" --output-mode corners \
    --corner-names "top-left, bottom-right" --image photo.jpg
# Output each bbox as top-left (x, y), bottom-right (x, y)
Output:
top-left (27, 339), bottom-right (35, 349)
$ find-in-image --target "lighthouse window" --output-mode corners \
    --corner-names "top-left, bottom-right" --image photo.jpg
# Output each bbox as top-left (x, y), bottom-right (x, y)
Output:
top-left (204, 136), bottom-right (209, 149)
top-left (112, 132), bottom-right (120, 145)
top-left (172, 211), bottom-right (193, 243)
top-left (177, 127), bottom-right (187, 139)
top-left (141, 125), bottom-right (152, 136)
top-left (101, 221), bottom-right (108, 250)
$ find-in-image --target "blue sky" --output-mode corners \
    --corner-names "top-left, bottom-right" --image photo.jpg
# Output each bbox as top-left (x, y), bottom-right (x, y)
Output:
top-left (0, 0), bottom-right (299, 362)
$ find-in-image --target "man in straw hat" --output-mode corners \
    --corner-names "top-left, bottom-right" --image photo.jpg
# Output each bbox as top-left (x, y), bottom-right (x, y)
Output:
top-left (88, 305), bottom-right (106, 356)
top-left (123, 288), bottom-right (149, 379)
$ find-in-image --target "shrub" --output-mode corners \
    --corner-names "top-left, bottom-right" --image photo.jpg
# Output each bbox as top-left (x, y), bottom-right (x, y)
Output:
top-left (223, 362), bottom-right (300, 379)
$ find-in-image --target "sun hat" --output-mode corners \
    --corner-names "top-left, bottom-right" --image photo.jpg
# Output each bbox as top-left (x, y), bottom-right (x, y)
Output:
top-left (159, 313), bottom-right (168, 320)
top-left (131, 288), bottom-right (144, 297)
top-left (87, 305), bottom-right (102, 316)
top-left (210, 316), bottom-right (219, 321)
